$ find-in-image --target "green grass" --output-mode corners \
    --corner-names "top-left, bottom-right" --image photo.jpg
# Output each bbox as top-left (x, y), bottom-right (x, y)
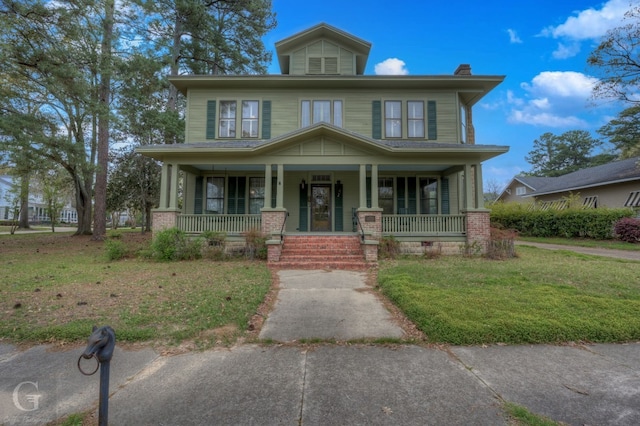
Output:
top-left (518, 236), bottom-right (640, 251)
top-left (504, 403), bottom-right (560, 426)
top-left (378, 246), bottom-right (640, 345)
top-left (0, 232), bottom-right (271, 347)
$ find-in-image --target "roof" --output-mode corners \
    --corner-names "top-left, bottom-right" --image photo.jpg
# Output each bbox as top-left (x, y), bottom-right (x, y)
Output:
top-left (274, 23), bottom-right (372, 75)
top-left (521, 157), bottom-right (640, 197)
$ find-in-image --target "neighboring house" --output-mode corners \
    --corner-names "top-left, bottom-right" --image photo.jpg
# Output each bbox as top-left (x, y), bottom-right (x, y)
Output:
top-left (0, 175), bottom-right (78, 223)
top-left (137, 23), bottom-right (508, 261)
top-left (496, 157), bottom-right (640, 209)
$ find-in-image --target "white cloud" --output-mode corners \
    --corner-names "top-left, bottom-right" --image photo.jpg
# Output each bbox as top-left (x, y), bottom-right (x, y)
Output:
top-left (508, 71), bottom-right (599, 127)
top-left (374, 58), bottom-right (409, 75)
top-left (552, 42), bottom-right (581, 59)
top-left (506, 29), bottom-right (522, 44)
top-left (540, 0), bottom-right (629, 58)
top-left (543, 0), bottom-right (629, 40)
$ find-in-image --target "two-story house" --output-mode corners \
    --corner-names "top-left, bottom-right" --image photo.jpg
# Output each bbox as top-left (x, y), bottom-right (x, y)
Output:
top-left (137, 23), bottom-right (508, 265)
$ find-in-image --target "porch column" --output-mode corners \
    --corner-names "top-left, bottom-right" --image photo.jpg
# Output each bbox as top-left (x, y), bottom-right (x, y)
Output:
top-left (371, 164), bottom-right (379, 208)
top-left (264, 164), bottom-right (272, 206)
top-left (359, 164), bottom-right (367, 208)
top-left (276, 164), bottom-right (284, 208)
top-left (464, 163), bottom-right (474, 210)
top-left (475, 163), bottom-right (484, 209)
top-left (159, 163), bottom-right (169, 208)
top-left (169, 163), bottom-right (179, 210)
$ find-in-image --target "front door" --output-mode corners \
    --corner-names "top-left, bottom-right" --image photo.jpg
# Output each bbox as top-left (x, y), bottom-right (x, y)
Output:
top-left (311, 184), bottom-right (331, 232)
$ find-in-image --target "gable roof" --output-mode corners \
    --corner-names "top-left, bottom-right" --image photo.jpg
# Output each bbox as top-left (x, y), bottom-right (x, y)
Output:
top-left (521, 157), bottom-right (640, 197)
top-left (275, 23), bottom-right (372, 75)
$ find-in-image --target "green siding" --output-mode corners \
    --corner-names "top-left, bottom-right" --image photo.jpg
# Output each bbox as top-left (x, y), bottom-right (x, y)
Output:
top-left (206, 100), bottom-right (216, 139)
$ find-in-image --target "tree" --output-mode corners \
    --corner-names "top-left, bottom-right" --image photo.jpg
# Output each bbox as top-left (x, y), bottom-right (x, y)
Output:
top-left (525, 131), bottom-right (615, 177)
top-left (32, 166), bottom-right (73, 232)
top-left (483, 178), bottom-right (503, 204)
top-left (588, 6), bottom-right (640, 103)
top-left (598, 105), bottom-right (640, 158)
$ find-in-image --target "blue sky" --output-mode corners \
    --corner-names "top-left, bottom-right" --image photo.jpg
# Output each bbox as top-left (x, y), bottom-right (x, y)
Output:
top-left (263, 0), bottom-right (636, 191)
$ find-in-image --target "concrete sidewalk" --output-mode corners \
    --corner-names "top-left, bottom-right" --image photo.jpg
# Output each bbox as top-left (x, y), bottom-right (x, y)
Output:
top-left (2, 269), bottom-right (640, 425)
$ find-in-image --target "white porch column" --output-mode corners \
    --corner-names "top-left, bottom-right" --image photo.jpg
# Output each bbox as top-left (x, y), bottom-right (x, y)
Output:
top-left (371, 164), bottom-right (379, 208)
top-left (169, 163), bottom-right (179, 210)
top-left (359, 164), bottom-right (367, 208)
top-left (264, 164), bottom-right (272, 207)
top-left (160, 163), bottom-right (169, 208)
top-left (276, 164), bottom-right (284, 208)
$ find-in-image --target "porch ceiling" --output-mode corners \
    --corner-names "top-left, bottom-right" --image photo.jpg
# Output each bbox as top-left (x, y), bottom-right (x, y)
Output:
top-left (185, 164), bottom-right (451, 172)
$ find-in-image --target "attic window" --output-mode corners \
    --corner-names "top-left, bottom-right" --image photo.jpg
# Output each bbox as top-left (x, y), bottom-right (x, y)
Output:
top-left (624, 190), bottom-right (640, 207)
top-left (307, 57), bottom-right (339, 74)
top-left (515, 186), bottom-right (526, 196)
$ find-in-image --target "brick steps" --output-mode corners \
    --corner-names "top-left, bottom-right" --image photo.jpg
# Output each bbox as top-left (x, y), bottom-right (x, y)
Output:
top-left (273, 235), bottom-right (370, 270)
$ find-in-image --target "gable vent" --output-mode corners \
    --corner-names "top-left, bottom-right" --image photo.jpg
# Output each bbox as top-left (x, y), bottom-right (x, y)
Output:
top-left (308, 57), bottom-right (322, 74)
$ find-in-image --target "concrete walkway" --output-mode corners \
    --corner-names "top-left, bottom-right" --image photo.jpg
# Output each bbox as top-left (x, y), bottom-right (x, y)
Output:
top-left (1, 269), bottom-right (640, 425)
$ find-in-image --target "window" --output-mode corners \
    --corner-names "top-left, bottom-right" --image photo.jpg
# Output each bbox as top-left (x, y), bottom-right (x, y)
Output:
top-left (419, 178), bottom-right (438, 214)
top-left (407, 101), bottom-right (424, 138)
top-left (249, 177), bottom-right (265, 214)
top-left (516, 186), bottom-right (526, 196)
top-left (385, 101), bottom-right (402, 138)
top-left (625, 190), bottom-right (640, 207)
top-left (242, 101), bottom-right (259, 138)
top-left (583, 196), bottom-right (598, 208)
top-left (219, 101), bottom-right (236, 138)
top-left (301, 100), bottom-right (343, 127)
top-left (460, 105), bottom-right (467, 143)
top-left (206, 177), bottom-right (224, 213)
top-left (378, 177), bottom-right (394, 214)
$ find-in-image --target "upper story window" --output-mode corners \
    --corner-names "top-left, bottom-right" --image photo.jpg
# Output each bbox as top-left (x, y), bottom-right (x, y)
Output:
top-left (385, 101), bottom-right (402, 138)
top-left (242, 101), bottom-right (259, 138)
top-left (407, 101), bottom-right (425, 138)
top-left (219, 101), bottom-right (236, 138)
top-left (301, 100), bottom-right (343, 127)
top-left (515, 186), bottom-right (526, 196)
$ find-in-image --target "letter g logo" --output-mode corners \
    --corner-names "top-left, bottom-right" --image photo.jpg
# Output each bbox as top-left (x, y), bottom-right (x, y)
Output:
top-left (13, 381), bottom-right (42, 412)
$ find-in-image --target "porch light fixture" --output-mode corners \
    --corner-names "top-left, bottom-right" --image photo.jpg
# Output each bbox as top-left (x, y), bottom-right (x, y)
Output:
top-left (300, 179), bottom-right (306, 189)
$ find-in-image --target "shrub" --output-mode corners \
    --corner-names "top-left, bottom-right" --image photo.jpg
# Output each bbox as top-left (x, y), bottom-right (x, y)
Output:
top-left (486, 227), bottom-right (517, 260)
top-left (614, 217), bottom-right (640, 243)
top-left (379, 236), bottom-right (400, 259)
top-left (243, 228), bottom-right (267, 260)
top-left (490, 202), bottom-right (634, 239)
top-left (105, 238), bottom-right (127, 261)
top-left (150, 228), bottom-right (202, 261)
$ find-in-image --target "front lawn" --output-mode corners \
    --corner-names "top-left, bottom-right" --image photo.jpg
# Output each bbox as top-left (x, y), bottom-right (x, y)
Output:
top-left (0, 232), bottom-right (271, 348)
top-left (518, 236), bottom-right (640, 251)
top-left (378, 247), bottom-right (640, 345)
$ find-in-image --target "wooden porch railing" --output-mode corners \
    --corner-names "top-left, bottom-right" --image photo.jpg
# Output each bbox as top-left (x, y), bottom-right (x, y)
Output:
top-left (177, 214), bottom-right (261, 234)
top-left (382, 214), bottom-right (466, 235)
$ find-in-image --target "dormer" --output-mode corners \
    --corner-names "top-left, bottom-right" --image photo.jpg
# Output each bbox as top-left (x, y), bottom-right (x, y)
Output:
top-left (275, 23), bottom-right (371, 76)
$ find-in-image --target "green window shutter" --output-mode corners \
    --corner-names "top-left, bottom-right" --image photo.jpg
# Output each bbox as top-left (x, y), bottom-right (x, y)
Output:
top-left (262, 100), bottom-right (271, 139)
top-left (372, 101), bottom-right (382, 139)
top-left (396, 177), bottom-right (406, 213)
top-left (206, 100), bottom-right (216, 139)
top-left (366, 177), bottom-right (371, 208)
top-left (299, 186), bottom-right (308, 231)
top-left (237, 177), bottom-right (246, 214)
top-left (427, 100), bottom-right (437, 140)
top-left (408, 177), bottom-right (417, 214)
top-left (441, 178), bottom-right (450, 214)
top-left (271, 176), bottom-right (277, 208)
top-left (194, 177), bottom-right (203, 214)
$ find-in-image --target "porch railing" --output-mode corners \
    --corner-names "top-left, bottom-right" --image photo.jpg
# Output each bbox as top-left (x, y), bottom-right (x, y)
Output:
top-left (177, 214), bottom-right (261, 234)
top-left (382, 214), bottom-right (466, 235)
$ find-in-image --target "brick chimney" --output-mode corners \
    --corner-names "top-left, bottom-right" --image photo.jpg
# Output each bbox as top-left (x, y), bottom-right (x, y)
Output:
top-left (454, 64), bottom-right (472, 75)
